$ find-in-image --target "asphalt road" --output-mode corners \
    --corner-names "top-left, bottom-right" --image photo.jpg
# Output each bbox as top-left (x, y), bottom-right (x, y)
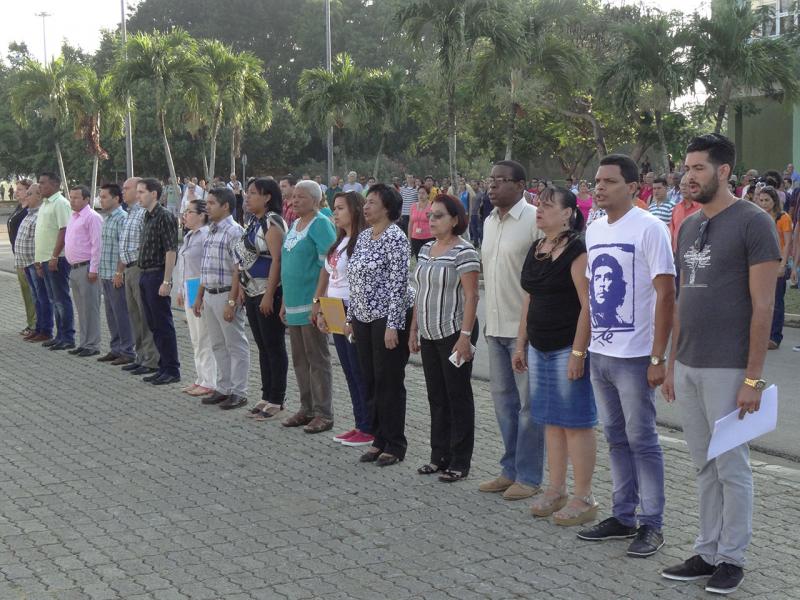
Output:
top-left (2, 230), bottom-right (797, 460)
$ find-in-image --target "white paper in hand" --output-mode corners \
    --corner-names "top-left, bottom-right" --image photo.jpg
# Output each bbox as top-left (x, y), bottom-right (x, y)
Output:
top-left (706, 385), bottom-right (778, 461)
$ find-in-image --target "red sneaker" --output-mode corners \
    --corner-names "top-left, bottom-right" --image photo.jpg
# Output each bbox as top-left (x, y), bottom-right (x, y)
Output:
top-left (333, 429), bottom-right (358, 443)
top-left (341, 431), bottom-right (375, 447)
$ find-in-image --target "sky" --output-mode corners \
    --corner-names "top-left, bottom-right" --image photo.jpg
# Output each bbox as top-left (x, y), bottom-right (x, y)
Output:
top-left (2, 0), bottom-right (709, 65)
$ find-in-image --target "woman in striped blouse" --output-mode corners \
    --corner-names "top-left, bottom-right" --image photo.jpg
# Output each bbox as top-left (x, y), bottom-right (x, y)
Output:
top-left (409, 194), bottom-right (480, 482)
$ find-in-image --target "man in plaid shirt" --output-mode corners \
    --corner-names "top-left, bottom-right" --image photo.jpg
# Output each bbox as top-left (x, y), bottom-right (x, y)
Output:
top-left (16, 184), bottom-right (53, 342)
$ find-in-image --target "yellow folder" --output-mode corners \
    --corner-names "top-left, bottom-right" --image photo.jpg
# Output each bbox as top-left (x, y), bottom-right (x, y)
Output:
top-left (319, 297), bottom-right (347, 334)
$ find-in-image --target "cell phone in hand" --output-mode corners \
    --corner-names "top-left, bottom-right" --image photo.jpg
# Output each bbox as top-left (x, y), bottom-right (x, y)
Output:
top-left (448, 345), bottom-right (477, 368)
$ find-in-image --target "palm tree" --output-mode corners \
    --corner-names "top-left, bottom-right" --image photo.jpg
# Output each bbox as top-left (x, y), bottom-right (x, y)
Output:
top-left (10, 57), bottom-right (89, 191)
top-left (298, 53), bottom-right (371, 174)
top-left (690, 1), bottom-right (800, 133)
top-left (475, 0), bottom-right (587, 160)
top-left (113, 29), bottom-right (201, 190)
top-left (199, 40), bottom-right (271, 180)
top-left (363, 69), bottom-right (408, 177)
top-left (599, 11), bottom-right (688, 174)
top-left (398, 0), bottom-right (520, 185)
top-left (73, 70), bottom-right (125, 198)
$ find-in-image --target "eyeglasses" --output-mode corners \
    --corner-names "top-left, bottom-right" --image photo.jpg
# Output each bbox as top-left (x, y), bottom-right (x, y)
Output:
top-left (693, 219), bottom-right (709, 252)
top-left (428, 212), bottom-right (448, 220)
top-left (486, 176), bottom-right (520, 185)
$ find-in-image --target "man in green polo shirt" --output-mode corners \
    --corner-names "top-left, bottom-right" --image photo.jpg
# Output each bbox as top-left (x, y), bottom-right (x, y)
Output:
top-left (33, 172), bottom-right (75, 350)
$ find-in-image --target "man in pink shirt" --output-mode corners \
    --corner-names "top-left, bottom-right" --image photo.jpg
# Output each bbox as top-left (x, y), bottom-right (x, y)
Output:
top-left (65, 185), bottom-right (103, 357)
top-left (668, 174), bottom-right (702, 295)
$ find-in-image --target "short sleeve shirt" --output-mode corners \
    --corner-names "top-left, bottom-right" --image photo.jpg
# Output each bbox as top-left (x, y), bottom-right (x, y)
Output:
top-left (413, 241), bottom-right (480, 340)
top-left (281, 214), bottom-right (336, 326)
top-left (586, 208), bottom-right (675, 358)
top-left (138, 204), bottom-right (179, 269)
top-left (34, 192), bottom-right (72, 262)
top-left (324, 237), bottom-right (351, 301)
top-left (676, 200), bottom-right (780, 369)
top-left (99, 207), bottom-right (128, 279)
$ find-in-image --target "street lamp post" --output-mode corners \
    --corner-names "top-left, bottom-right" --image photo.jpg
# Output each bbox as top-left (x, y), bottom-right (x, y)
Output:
top-left (121, 0), bottom-right (134, 178)
top-left (34, 12), bottom-right (51, 64)
top-left (325, 0), bottom-right (333, 185)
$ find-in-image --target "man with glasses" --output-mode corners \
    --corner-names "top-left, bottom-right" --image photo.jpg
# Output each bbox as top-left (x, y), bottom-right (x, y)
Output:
top-left (478, 160), bottom-right (545, 501)
top-left (661, 134), bottom-right (779, 595)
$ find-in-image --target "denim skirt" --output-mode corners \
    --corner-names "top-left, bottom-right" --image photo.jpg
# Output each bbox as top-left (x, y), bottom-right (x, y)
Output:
top-left (528, 345), bottom-right (598, 428)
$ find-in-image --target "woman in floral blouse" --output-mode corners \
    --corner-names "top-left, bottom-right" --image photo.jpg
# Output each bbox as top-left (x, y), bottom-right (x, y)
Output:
top-left (345, 183), bottom-right (415, 467)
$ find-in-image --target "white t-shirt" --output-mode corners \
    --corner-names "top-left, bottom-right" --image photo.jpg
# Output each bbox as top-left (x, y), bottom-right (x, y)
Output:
top-left (585, 207), bottom-right (675, 358)
top-left (324, 237), bottom-right (350, 300)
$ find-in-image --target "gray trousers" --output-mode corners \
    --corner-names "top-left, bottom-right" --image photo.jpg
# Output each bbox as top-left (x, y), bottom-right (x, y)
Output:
top-left (674, 361), bottom-right (752, 568)
top-left (124, 264), bottom-right (159, 368)
top-left (202, 291), bottom-right (250, 396)
top-left (288, 324), bottom-right (333, 419)
top-left (102, 279), bottom-right (135, 359)
top-left (69, 264), bottom-right (101, 351)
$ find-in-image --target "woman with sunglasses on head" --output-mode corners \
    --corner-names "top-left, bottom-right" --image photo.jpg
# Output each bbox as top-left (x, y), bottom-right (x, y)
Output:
top-left (234, 178), bottom-right (289, 420)
top-left (756, 186), bottom-right (792, 349)
top-left (312, 191), bottom-right (373, 447)
top-left (175, 199), bottom-right (216, 397)
top-left (512, 186), bottom-right (598, 526)
top-left (409, 194), bottom-right (480, 482)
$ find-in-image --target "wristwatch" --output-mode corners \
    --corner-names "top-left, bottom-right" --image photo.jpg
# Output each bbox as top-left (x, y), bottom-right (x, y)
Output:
top-left (227, 299), bottom-right (236, 307)
top-left (312, 297), bottom-right (321, 304)
top-left (743, 377), bottom-right (767, 391)
top-left (162, 280), bottom-right (173, 287)
top-left (650, 355), bottom-right (667, 366)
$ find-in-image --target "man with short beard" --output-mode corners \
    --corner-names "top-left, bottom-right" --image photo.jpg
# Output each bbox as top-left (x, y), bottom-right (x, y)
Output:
top-left (661, 133), bottom-right (779, 595)
top-left (118, 177), bottom-right (161, 375)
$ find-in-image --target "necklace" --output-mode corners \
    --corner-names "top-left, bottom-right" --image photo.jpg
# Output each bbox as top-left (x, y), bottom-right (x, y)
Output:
top-left (534, 232), bottom-right (569, 261)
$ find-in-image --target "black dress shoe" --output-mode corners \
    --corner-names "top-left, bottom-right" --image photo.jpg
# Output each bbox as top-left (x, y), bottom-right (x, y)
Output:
top-left (359, 449), bottom-right (381, 463)
top-left (68, 347), bottom-right (85, 355)
top-left (202, 391), bottom-right (229, 405)
top-left (78, 349), bottom-right (100, 358)
top-left (131, 366), bottom-right (157, 375)
top-left (97, 352), bottom-right (118, 362)
top-left (121, 362), bottom-right (142, 371)
top-left (142, 372), bottom-right (163, 382)
top-left (219, 395), bottom-right (247, 410)
top-left (375, 453), bottom-right (402, 467)
top-left (42, 339), bottom-right (59, 347)
top-left (51, 342), bottom-right (75, 351)
top-left (152, 374), bottom-right (180, 385)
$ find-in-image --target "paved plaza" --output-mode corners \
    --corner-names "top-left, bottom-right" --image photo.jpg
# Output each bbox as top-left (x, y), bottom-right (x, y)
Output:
top-left (0, 270), bottom-right (798, 600)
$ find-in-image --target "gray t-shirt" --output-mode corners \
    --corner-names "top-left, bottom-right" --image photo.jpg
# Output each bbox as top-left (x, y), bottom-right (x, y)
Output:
top-left (676, 200), bottom-right (780, 368)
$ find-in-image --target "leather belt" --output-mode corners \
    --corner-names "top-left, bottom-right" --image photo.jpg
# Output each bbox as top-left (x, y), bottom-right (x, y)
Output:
top-left (141, 266), bottom-right (164, 273)
top-left (71, 261), bottom-right (89, 268)
top-left (205, 286), bottom-right (232, 295)
top-left (125, 260), bottom-right (138, 268)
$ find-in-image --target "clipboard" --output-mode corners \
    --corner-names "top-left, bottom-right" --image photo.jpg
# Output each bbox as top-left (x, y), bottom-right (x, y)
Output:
top-left (319, 297), bottom-right (347, 334)
top-left (185, 277), bottom-right (201, 308)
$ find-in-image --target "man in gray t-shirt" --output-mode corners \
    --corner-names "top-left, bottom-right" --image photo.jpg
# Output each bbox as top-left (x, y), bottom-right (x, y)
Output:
top-left (662, 134), bottom-right (779, 595)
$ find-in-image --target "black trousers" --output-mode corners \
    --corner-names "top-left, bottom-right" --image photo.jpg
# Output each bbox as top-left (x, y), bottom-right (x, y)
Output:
top-left (352, 312), bottom-right (411, 459)
top-left (420, 328), bottom-right (477, 472)
top-left (139, 269), bottom-right (180, 377)
top-left (244, 288), bottom-right (288, 404)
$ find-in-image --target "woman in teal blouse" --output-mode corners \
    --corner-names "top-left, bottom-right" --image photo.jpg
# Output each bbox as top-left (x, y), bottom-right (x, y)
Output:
top-left (279, 180), bottom-right (337, 433)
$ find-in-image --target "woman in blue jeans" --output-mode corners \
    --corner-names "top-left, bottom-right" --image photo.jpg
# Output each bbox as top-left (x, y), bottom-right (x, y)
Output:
top-left (312, 191), bottom-right (373, 447)
top-left (512, 186), bottom-right (598, 526)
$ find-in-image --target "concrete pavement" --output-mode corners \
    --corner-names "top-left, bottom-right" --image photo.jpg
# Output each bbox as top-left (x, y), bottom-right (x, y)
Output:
top-left (1, 268), bottom-right (800, 599)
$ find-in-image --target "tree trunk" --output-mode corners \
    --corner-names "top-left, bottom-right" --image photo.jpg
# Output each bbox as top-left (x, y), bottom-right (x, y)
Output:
top-left (201, 140), bottom-right (210, 182)
top-left (589, 113), bottom-right (608, 158)
top-left (654, 109), bottom-right (670, 175)
top-left (207, 102), bottom-right (223, 180)
top-left (447, 80), bottom-right (458, 192)
top-left (54, 139), bottom-right (68, 195)
top-left (372, 133), bottom-right (385, 179)
top-left (714, 77), bottom-right (734, 134)
top-left (504, 68), bottom-right (520, 161)
top-left (230, 127), bottom-right (237, 178)
top-left (631, 141), bottom-right (652, 164)
top-left (90, 154), bottom-right (99, 201)
top-left (575, 148), bottom-right (596, 180)
top-left (159, 109), bottom-right (179, 208)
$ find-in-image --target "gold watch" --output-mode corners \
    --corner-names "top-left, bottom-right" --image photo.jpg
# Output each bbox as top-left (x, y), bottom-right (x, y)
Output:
top-left (743, 377), bottom-right (766, 391)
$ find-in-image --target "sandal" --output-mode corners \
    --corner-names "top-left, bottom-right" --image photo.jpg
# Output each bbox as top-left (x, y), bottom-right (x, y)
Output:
top-left (438, 469), bottom-right (468, 483)
top-left (247, 400), bottom-right (268, 417)
top-left (553, 494), bottom-right (598, 527)
top-left (529, 488), bottom-right (568, 517)
top-left (417, 463), bottom-right (444, 475)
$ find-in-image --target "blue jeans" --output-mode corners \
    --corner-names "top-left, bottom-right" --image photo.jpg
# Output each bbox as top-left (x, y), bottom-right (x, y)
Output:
top-left (770, 269), bottom-right (788, 345)
top-left (590, 353), bottom-right (665, 529)
top-left (486, 335), bottom-right (544, 487)
top-left (41, 257), bottom-right (74, 344)
top-left (469, 215), bottom-right (482, 246)
top-left (333, 333), bottom-right (371, 433)
top-left (24, 264), bottom-right (53, 336)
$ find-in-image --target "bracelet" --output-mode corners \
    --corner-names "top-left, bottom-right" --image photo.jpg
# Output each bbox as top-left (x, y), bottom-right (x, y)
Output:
top-left (514, 349), bottom-right (524, 355)
top-left (162, 280), bottom-right (172, 287)
top-left (571, 349), bottom-right (587, 358)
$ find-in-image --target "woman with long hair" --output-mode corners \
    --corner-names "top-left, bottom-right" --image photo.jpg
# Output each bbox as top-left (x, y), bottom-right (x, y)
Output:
top-left (176, 198), bottom-right (216, 397)
top-left (312, 191), bottom-right (372, 446)
top-left (235, 178), bottom-right (289, 419)
top-left (512, 186), bottom-right (598, 526)
top-left (757, 186), bottom-right (792, 349)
